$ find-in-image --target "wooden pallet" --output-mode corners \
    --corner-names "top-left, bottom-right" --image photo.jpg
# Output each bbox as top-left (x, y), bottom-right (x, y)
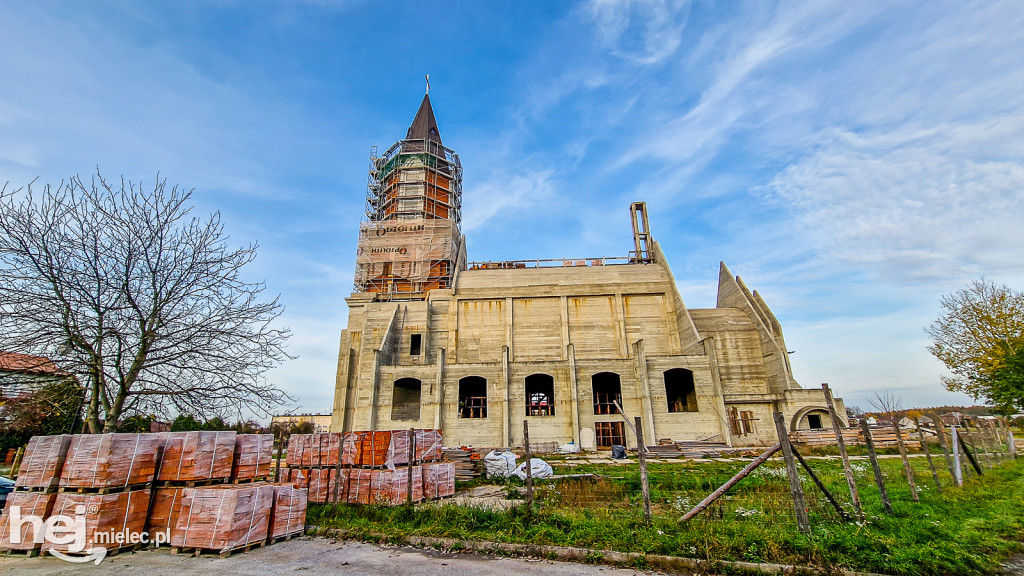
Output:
top-left (54, 543), bottom-right (143, 558)
top-left (2, 547), bottom-right (41, 557)
top-left (11, 485), bottom-right (58, 494)
top-left (58, 482), bottom-right (152, 495)
top-left (228, 476), bottom-right (269, 484)
top-left (172, 540), bottom-right (266, 559)
top-left (267, 531), bottom-right (302, 545)
top-left (155, 478), bottom-right (227, 488)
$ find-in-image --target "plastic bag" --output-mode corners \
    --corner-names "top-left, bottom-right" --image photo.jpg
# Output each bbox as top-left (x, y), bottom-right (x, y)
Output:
top-left (611, 445), bottom-right (627, 459)
top-left (513, 458), bottom-right (553, 480)
top-left (557, 441), bottom-right (579, 454)
top-left (484, 450), bottom-right (517, 478)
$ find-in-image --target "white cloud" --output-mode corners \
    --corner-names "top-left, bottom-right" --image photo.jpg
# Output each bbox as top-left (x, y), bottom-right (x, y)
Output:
top-left (585, 0), bottom-right (690, 65)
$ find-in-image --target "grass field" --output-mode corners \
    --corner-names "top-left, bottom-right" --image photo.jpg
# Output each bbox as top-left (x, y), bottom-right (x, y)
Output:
top-left (308, 451), bottom-right (1024, 576)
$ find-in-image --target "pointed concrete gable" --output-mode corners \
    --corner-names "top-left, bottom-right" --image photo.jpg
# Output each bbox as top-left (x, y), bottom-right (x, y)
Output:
top-left (651, 241), bottom-right (701, 351)
top-left (715, 261), bottom-right (794, 392)
top-left (406, 94), bottom-right (443, 145)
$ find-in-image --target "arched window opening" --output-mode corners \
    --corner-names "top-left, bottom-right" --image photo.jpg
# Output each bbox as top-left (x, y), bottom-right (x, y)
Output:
top-left (592, 372), bottom-right (622, 415)
top-left (525, 374), bottom-right (555, 416)
top-left (391, 378), bottom-right (422, 420)
top-left (664, 368), bottom-right (698, 413)
top-left (458, 376), bottom-right (487, 418)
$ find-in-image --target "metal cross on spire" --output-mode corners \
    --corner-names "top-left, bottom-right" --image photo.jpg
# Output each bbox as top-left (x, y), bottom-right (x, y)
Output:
top-left (425, 74), bottom-right (430, 94)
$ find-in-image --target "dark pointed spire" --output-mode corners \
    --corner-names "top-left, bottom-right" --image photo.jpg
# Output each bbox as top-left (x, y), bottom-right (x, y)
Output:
top-left (406, 93), bottom-right (443, 145)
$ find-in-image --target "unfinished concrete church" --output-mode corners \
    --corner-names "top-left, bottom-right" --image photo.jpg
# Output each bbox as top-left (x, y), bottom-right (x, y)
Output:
top-left (330, 92), bottom-right (846, 450)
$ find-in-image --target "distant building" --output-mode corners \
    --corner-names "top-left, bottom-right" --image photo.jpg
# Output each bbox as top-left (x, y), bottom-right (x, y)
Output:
top-left (272, 413), bottom-right (332, 433)
top-left (0, 351), bottom-right (69, 396)
top-left (331, 91), bottom-right (847, 450)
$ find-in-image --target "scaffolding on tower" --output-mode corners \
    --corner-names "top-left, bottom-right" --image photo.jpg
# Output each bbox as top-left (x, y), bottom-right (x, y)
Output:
top-left (356, 136), bottom-right (464, 298)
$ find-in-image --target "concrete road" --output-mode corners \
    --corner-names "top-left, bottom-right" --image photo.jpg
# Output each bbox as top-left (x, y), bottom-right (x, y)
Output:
top-left (0, 537), bottom-right (663, 575)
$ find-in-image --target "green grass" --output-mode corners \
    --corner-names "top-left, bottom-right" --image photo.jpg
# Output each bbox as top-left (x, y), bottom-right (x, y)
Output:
top-left (307, 454), bottom-right (1024, 576)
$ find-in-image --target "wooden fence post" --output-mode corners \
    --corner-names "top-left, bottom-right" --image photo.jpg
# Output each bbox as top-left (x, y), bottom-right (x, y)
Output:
top-left (791, 447), bottom-right (852, 522)
top-left (929, 413), bottom-right (956, 479)
top-left (957, 431), bottom-right (983, 475)
top-left (860, 420), bottom-right (893, 515)
top-left (523, 420), bottom-right (534, 512)
top-left (950, 426), bottom-right (963, 486)
top-left (891, 418), bottom-right (918, 502)
top-left (773, 412), bottom-right (809, 533)
top-left (913, 418), bottom-right (941, 495)
top-left (635, 416), bottom-right (652, 523)
top-left (823, 384), bottom-right (862, 521)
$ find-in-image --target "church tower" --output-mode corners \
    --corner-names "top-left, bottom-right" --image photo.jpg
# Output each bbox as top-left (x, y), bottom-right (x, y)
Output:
top-left (353, 91), bottom-right (464, 298)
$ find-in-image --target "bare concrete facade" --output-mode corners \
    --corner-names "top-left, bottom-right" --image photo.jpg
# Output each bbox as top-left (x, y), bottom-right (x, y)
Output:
top-left (330, 239), bottom-right (845, 450)
top-left (330, 94), bottom-right (843, 450)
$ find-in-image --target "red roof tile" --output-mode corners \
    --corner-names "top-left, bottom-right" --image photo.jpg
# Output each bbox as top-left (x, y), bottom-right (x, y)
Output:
top-left (0, 352), bottom-right (62, 374)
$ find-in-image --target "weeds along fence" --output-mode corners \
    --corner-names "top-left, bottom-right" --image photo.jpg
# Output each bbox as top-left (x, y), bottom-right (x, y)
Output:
top-left (505, 413), bottom-right (1019, 533)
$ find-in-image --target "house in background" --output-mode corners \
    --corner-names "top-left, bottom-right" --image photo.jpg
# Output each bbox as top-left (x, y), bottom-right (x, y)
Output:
top-left (0, 352), bottom-right (68, 397)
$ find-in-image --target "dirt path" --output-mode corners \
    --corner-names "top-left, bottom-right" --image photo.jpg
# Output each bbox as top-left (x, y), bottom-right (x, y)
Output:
top-left (0, 536), bottom-right (663, 576)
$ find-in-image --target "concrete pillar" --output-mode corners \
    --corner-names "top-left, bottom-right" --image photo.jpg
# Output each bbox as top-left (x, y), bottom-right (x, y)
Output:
top-left (567, 343), bottom-right (581, 446)
top-left (704, 337), bottom-right (733, 446)
top-left (502, 345), bottom-right (511, 447)
top-left (632, 339), bottom-right (656, 446)
top-left (433, 348), bottom-right (446, 430)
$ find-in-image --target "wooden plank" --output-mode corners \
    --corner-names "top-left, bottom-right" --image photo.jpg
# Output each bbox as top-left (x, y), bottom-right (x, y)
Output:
top-left (678, 443), bottom-right (780, 522)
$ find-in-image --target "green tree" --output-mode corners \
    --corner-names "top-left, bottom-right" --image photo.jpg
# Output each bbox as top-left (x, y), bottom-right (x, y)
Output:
top-left (170, 414), bottom-right (204, 431)
top-left (119, 414), bottom-right (155, 433)
top-left (927, 278), bottom-right (1024, 412)
top-left (988, 345), bottom-right (1024, 413)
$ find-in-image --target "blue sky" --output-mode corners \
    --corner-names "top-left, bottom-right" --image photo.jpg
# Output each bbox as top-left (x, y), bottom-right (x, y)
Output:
top-left (3, 1), bottom-right (1023, 416)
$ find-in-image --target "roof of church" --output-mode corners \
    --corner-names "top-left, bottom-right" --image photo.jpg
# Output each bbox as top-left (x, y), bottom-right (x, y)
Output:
top-left (406, 93), bottom-right (443, 145)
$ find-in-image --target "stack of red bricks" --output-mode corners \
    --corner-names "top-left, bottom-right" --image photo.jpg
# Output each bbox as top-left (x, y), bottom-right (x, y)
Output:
top-left (0, 432), bottom-right (305, 557)
top-left (285, 429), bottom-right (454, 505)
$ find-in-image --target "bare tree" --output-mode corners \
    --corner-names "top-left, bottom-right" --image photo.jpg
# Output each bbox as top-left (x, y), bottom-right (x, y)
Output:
top-left (868, 391), bottom-right (904, 426)
top-left (0, 172), bottom-right (292, 432)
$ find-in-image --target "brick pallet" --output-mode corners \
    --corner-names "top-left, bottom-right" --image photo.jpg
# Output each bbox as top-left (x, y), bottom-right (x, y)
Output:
top-left (268, 484), bottom-right (307, 541)
top-left (14, 435), bottom-right (73, 491)
top-left (231, 434), bottom-right (274, 481)
top-left (60, 433), bottom-right (160, 489)
top-left (0, 492), bottom-right (59, 552)
top-left (157, 431), bottom-right (236, 483)
top-left (171, 484), bottom-right (274, 556)
top-left (42, 490), bottom-right (151, 554)
top-left (1, 432), bottom-right (308, 558)
top-left (286, 430), bottom-right (452, 505)
top-left (146, 487), bottom-right (187, 541)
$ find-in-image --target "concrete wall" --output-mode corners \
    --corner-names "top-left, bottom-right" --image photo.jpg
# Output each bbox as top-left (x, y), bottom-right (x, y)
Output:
top-left (331, 261), bottom-right (846, 450)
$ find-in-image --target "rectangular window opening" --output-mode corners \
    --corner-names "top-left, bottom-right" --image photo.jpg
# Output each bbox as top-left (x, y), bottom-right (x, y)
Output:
top-left (410, 334), bottom-right (422, 356)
